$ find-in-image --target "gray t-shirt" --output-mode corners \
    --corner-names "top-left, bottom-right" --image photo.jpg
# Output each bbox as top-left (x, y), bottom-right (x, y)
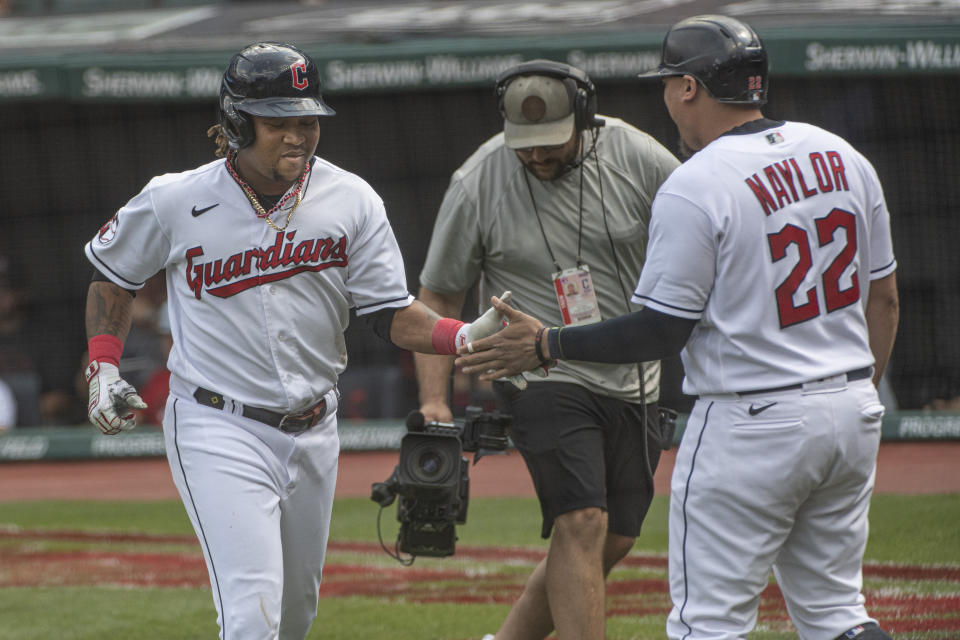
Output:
top-left (421, 117), bottom-right (679, 402)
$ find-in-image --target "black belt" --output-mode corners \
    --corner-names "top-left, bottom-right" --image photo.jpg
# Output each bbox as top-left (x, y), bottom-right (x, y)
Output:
top-left (736, 366), bottom-right (873, 397)
top-left (193, 387), bottom-right (327, 434)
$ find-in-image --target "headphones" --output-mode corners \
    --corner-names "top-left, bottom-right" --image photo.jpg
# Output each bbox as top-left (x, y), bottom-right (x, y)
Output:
top-left (495, 59), bottom-right (600, 132)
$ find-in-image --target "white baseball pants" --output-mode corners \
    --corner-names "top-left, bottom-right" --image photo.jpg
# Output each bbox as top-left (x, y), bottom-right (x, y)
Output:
top-left (163, 387), bottom-right (340, 640)
top-left (666, 376), bottom-right (883, 640)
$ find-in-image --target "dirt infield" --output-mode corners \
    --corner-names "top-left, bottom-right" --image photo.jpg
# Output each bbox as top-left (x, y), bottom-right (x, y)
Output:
top-left (0, 440), bottom-right (957, 502)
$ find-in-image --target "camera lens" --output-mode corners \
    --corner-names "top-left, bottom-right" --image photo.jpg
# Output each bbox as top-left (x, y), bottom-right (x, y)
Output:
top-left (418, 451), bottom-right (444, 477)
top-left (398, 433), bottom-right (461, 489)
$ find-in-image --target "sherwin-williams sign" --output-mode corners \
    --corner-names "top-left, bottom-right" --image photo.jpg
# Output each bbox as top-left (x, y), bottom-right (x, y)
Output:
top-left (1, 32), bottom-right (959, 101)
top-left (802, 39), bottom-right (960, 72)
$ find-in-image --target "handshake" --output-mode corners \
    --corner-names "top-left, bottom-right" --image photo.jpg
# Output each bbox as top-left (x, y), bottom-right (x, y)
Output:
top-left (457, 291), bottom-right (554, 389)
top-left (83, 290), bottom-right (552, 437)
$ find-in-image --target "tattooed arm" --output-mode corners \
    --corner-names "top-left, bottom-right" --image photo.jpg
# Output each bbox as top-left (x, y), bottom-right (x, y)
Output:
top-left (84, 280), bottom-right (145, 435)
top-left (85, 281), bottom-right (135, 340)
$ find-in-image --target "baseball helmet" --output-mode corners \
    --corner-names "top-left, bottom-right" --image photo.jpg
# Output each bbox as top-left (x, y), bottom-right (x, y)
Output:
top-left (638, 15), bottom-right (768, 105)
top-left (219, 42), bottom-right (335, 149)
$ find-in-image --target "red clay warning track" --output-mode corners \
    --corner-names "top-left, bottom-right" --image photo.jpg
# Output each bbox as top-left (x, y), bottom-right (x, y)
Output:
top-left (0, 441), bottom-right (957, 502)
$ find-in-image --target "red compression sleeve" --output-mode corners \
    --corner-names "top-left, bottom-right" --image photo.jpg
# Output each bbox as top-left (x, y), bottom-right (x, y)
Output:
top-left (88, 334), bottom-right (124, 366)
top-left (431, 318), bottom-right (466, 355)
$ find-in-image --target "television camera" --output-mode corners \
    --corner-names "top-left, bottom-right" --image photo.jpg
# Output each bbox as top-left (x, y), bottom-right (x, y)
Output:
top-left (371, 406), bottom-right (511, 562)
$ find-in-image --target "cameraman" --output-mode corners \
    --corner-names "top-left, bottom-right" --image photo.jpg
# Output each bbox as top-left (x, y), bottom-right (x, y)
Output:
top-left (414, 61), bottom-right (678, 640)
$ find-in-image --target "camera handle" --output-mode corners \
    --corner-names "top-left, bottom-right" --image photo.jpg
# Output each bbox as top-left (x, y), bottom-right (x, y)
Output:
top-left (472, 446), bottom-right (508, 465)
top-left (370, 466), bottom-right (399, 507)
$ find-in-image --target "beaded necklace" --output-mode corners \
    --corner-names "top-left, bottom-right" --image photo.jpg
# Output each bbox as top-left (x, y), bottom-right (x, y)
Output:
top-left (225, 150), bottom-right (309, 232)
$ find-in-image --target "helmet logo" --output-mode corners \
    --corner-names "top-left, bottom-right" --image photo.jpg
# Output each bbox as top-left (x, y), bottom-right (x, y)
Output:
top-left (291, 61), bottom-right (309, 90)
top-left (748, 75), bottom-right (763, 90)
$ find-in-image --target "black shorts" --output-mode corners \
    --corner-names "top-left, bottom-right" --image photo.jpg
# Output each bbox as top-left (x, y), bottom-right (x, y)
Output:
top-left (493, 380), bottom-right (662, 539)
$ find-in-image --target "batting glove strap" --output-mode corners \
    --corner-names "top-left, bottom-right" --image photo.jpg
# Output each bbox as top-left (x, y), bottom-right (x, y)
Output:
top-left (86, 361), bottom-right (147, 435)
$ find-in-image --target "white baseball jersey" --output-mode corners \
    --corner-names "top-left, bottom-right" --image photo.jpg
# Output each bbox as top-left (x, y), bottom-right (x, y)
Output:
top-left (85, 156), bottom-right (414, 413)
top-left (633, 120), bottom-right (896, 395)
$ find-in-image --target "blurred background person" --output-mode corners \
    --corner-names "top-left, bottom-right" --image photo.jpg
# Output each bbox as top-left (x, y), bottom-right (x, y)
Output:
top-left (0, 254), bottom-right (41, 427)
top-left (0, 377), bottom-right (16, 433)
top-left (134, 300), bottom-right (173, 428)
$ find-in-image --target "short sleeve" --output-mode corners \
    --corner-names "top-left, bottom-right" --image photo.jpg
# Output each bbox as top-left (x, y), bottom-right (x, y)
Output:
top-left (346, 194), bottom-right (414, 315)
top-left (419, 179), bottom-right (484, 294)
top-left (84, 181), bottom-right (171, 289)
top-left (631, 192), bottom-right (717, 320)
top-left (642, 134), bottom-right (682, 201)
top-left (863, 161), bottom-right (897, 280)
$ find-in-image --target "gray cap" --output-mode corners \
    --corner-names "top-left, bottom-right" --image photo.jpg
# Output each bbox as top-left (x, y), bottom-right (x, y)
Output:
top-left (502, 75), bottom-right (575, 149)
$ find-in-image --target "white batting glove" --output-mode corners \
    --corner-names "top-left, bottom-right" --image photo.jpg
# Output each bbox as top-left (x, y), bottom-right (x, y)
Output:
top-left (464, 291), bottom-right (532, 390)
top-left (85, 361), bottom-right (147, 435)
top-left (529, 363), bottom-right (551, 378)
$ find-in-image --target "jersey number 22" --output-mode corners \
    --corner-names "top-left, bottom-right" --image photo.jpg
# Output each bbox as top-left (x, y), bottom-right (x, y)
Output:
top-left (768, 208), bottom-right (859, 328)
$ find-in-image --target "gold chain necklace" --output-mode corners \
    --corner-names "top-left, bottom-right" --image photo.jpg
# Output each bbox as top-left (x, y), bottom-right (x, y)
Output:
top-left (226, 151), bottom-right (308, 232)
top-left (240, 185), bottom-right (302, 232)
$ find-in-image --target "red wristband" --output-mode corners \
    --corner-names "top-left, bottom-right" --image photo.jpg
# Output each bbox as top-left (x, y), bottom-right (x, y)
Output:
top-left (431, 318), bottom-right (466, 355)
top-left (88, 334), bottom-right (124, 366)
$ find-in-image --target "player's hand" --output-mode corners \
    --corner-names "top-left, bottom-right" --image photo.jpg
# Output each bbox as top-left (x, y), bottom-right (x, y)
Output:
top-left (85, 361), bottom-right (147, 435)
top-left (465, 291), bottom-right (528, 390)
top-left (457, 295), bottom-right (548, 382)
top-left (419, 400), bottom-right (454, 424)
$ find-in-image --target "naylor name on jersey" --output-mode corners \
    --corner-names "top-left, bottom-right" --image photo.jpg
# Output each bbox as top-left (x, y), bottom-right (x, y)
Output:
top-left (745, 150), bottom-right (851, 216)
top-left (185, 230), bottom-right (348, 300)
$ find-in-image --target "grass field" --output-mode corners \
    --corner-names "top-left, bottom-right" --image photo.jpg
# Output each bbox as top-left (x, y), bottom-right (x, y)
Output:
top-left (1, 495), bottom-right (958, 639)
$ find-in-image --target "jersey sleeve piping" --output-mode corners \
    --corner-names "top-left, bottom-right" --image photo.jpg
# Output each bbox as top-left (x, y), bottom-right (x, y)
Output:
top-left (355, 294), bottom-right (415, 316)
top-left (84, 243), bottom-right (147, 290)
top-left (631, 293), bottom-right (703, 320)
top-left (870, 259), bottom-right (897, 279)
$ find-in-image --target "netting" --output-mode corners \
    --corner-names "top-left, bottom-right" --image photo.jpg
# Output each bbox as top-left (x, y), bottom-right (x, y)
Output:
top-left (1, 73), bottom-right (956, 423)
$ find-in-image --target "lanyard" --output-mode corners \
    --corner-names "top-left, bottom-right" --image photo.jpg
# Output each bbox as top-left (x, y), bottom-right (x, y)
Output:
top-left (521, 138), bottom-right (589, 273)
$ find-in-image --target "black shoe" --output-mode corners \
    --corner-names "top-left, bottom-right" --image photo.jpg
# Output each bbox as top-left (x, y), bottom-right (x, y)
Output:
top-left (836, 622), bottom-right (892, 640)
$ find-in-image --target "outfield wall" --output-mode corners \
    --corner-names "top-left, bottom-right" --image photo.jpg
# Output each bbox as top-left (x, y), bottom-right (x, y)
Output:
top-left (1, 411), bottom-right (958, 463)
top-left (3, 69), bottom-right (960, 419)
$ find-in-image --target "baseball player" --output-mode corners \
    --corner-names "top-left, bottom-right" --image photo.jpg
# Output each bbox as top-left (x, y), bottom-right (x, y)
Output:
top-left (83, 42), bottom-right (507, 640)
top-left (457, 15), bottom-right (898, 640)
top-left (416, 59), bottom-right (679, 640)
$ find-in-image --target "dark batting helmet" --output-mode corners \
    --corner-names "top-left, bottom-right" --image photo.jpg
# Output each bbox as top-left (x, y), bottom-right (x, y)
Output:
top-left (219, 42), bottom-right (335, 149)
top-left (638, 15), bottom-right (768, 105)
